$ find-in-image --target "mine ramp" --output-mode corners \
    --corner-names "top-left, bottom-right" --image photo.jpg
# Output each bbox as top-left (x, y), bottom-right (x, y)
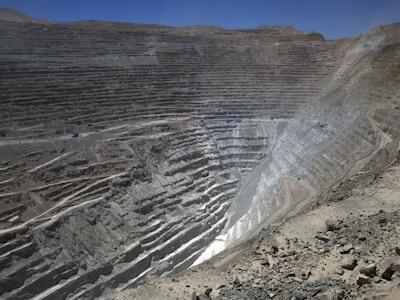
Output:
top-left (0, 10), bottom-right (400, 299)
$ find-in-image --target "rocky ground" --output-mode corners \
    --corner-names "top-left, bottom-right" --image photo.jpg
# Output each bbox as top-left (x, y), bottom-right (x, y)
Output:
top-left (110, 151), bottom-right (400, 300)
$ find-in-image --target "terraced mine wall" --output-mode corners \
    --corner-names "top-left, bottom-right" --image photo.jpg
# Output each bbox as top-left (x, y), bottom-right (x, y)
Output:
top-left (0, 18), bottom-right (399, 299)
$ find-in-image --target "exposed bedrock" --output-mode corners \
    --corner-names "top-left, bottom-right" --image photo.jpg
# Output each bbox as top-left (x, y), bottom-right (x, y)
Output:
top-left (0, 15), bottom-right (399, 299)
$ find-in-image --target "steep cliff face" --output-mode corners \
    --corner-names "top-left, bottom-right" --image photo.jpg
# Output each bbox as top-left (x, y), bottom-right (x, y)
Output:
top-left (0, 13), bottom-right (399, 299)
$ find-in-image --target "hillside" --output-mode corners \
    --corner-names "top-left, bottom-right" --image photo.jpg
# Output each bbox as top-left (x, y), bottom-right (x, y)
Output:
top-left (0, 7), bottom-right (49, 24)
top-left (0, 8), bottom-right (399, 300)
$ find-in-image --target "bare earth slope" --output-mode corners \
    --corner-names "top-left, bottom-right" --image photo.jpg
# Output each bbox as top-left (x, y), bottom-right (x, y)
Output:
top-left (0, 9), bottom-right (399, 299)
top-left (113, 153), bottom-right (400, 300)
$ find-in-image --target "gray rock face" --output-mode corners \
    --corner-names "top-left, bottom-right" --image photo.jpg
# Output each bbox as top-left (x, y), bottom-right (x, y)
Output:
top-left (381, 260), bottom-right (400, 280)
top-left (0, 12), bottom-right (399, 300)
top-left (359, 263), bottom-right (377, 278)
top-left (341, 257), bottom-right (358, 270)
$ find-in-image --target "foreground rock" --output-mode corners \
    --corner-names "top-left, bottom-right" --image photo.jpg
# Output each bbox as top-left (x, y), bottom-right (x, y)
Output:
top-left (111, 153), bottom-right (400, 299)
top-left (359, 263), bottom-right (377, 278)
top-left (381, 260), bottom-right (400, 281)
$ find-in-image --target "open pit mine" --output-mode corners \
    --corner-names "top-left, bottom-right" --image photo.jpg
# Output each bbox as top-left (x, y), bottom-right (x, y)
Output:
top-left (0, 7), bottom-right (399, 300)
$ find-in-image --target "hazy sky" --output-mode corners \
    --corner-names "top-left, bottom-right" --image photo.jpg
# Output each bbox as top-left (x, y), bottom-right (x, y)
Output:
top-left (1, 0), bottom-right (400, 39)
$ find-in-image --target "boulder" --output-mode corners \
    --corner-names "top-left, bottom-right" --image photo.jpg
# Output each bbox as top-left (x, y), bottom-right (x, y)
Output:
top-left (359, 263), bottom-right (377, 278)
top-left (339, 244), bottom-right (354, 254)
top-left (381, 260), bottom-right (400, 281)
top-left (341, 257), bottom-right (357, 270)
top-left (357, 274), bottom-right (371, 286)
top-left (325, 219), bottom-right (339, 232)
top-left (233, 277), bottom-right (241, 288)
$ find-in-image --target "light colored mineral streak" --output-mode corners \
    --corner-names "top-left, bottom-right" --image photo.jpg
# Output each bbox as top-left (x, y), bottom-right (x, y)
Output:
top-left (0, 172), bottom-right (126, 235)
top-left (27, 151), bottom-right (71, 173)
top-left (192, 108), bottom-right (375, 266)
